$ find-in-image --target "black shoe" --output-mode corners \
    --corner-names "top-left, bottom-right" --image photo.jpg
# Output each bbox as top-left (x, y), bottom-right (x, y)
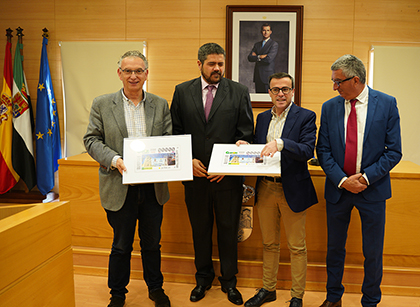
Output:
top-left (244, 288), bottom-right (276, 307)
top-left (107, 296), bottom-right (125, 307)
top-left (289, 297), bottom-right (303, 307)
top-left (221, 287), bottom-right (243, 305)
top-left (190, 285), bottom-right (211, 302)
top-left (149, 288), bottom-right (171, 307)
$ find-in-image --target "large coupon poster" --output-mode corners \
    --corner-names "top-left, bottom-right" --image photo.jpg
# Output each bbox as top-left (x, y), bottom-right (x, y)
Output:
top-left (208, 144), bottom-right (281, 176)
top-left (123, 135), bottom-right (193, 184)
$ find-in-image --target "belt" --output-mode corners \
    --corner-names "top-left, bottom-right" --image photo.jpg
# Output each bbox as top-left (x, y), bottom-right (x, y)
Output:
top-left (264, 176), bottom-right (282, 183)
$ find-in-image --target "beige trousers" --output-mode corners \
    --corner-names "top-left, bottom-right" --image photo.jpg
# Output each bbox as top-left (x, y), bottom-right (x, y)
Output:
top-left (256, 178), bottom-right (307, 299)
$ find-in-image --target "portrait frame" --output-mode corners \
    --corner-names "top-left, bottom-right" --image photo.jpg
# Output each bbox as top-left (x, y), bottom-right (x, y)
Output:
top-left (226, 5), bottom-right (304, 108)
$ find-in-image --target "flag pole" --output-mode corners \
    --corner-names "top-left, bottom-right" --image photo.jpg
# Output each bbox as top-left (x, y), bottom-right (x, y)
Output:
top-left (36, 27), bottom-right (61, 201)
top-left (12, 26), bottom-right (37, 192)
top-left (0, 28), bottom-right (20, 194)
top-left (6, 28), bottom-right (13, 43)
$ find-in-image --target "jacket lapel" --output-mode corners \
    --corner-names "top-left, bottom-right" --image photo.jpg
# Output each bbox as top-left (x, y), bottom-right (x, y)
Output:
top-left (207, 78), bottom-right (227, 122)
top-left (112, 90), bottom-right (128, 138)
top-left (364, 87), bottom-right (378, 143)
top-left (336, 97), bottom-right (345, 149)
top-left (282, 103), bottom-right (298, 138)
top-left (144, 93), bottom-right (155, 136)
top-left (190, 78), bottom-right (206, 123)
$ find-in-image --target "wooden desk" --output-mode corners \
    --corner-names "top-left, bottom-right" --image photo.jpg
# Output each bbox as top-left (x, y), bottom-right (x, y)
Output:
top-left (58, 153), bottom-right (420, 296)
top-left (0, 201), bottom-right (74, 306)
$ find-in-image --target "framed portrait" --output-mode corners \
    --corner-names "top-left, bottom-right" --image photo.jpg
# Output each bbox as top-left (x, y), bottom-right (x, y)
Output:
top-left (226, 5), bottom-right (304, 108)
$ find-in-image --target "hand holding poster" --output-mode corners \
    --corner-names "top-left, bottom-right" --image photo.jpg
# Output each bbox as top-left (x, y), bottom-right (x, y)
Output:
top-left (123, 135), bottom-right (193, 184)
top-left (208, 144), bottom-right (281, 176)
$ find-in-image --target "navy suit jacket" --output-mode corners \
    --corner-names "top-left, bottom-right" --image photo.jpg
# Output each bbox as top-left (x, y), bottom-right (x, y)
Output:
top-left (316, 87), bottom-right (402, 204)
top-left (254, 103), bottom-right (318, 212)
top-left (248, 39), bottom-right (279, 85)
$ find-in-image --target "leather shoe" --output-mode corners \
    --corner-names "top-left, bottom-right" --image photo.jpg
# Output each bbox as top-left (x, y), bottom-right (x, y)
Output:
top-left (190, 285), bottom-right (211, 302)
top-left (107, 296), bottom-right (125, 307)
top-left (149, 288), bottom-right (171, 307)
top-left (222, 287), bottom-right (243, 305)
top-left (289, 297), bottom-right (303, 307)
top-left (319, 299), bottom-right (342, 307)
top-left (244, 288), bottom-right (276, 307)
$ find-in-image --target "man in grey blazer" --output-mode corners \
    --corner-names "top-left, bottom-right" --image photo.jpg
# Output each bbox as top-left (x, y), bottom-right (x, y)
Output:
top-left (84, 51), bottom-right (172, 307)
top-left (170, 43), bottom-right (254, 305)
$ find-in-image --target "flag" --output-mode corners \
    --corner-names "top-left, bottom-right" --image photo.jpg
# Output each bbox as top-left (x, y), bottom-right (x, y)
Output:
top-left (12, 39), bottom-right (36, 190)
top-left (35, 35), bottom-right (61, 195)
top-left (0, 40), bottom-right (19, 193)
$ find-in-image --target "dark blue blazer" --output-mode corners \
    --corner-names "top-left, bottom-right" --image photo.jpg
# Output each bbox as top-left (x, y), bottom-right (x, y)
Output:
top-left (316, 87), bottom-right (402, 204)
top-left (254, 103), bottom-right (318, 212)
top-left (248, 39), bottom-right (279, 85)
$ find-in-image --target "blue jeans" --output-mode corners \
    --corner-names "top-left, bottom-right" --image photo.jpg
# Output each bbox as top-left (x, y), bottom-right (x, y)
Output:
top-left (106, 184), bottom-right (163, 298)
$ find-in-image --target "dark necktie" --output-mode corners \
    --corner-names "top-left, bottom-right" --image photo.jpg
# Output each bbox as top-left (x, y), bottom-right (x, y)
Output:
top-left (343, 99), bottom-right (358, 176)
top-left (204, 85), bottom-right (214, 121)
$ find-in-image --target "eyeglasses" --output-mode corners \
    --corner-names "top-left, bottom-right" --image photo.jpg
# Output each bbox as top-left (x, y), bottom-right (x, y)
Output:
top-left (332, 76), bottom-right (354, 86)
top-left (119, 68), bottom-right (146, 76)
top-left (269, 87), bottom-right (293, 95)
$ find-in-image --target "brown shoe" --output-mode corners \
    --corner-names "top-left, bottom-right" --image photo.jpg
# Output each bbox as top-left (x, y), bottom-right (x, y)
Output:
top-left (319, 299), bottom-right (342, 307)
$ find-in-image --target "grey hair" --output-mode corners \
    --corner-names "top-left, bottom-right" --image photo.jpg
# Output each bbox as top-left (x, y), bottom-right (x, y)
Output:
top-left (269, 72), bottom-right (294, 89)
top-left (198, 43), bottom-right (226, 64)
top-left (117, 50), bottom-right (148, 69)
top-left (331, 54), bottom-right (366, 84)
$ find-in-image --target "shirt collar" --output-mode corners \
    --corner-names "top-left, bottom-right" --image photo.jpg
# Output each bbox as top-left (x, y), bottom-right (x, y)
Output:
top-left (201, 76), bottom-right (220, 91)
top-left (271, 102), bottom-right (293, 118)
top-left (121, 89), bottom-right (147, 105)
top-left (347, 85), bottom-right (368, 104)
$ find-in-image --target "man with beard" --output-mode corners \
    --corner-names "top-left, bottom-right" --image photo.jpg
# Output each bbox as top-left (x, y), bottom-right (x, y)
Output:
top-left (170, 42), bottom-right (254, 305)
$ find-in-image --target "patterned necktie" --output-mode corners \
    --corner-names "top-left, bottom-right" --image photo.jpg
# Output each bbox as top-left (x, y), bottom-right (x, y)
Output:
top-left (204, 85), bottom-right (214, 121)
top-left (343, 99), bottom-right (358, 176)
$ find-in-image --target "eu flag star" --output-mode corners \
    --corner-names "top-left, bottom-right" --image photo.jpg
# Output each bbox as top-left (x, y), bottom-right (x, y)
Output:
top-left (36, 131), bottom-right (44, 139)
top-left (38, 83), bottom-right (45, 91)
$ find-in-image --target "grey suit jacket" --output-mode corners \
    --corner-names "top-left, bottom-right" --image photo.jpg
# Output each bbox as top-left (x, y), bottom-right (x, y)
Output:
top-left (84, 89), bottom-right (172, 211)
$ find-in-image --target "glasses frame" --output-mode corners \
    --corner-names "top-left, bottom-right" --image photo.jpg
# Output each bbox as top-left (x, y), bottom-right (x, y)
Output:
top-left (119, 67), bottom-right (146, 76)
top-left (332, 76), bottom-right (354, 87)
top-left (269, 86), bottom-right (293, 95)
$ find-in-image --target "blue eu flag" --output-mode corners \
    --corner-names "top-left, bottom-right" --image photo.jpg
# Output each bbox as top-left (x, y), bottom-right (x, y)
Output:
top-left (35, 35), bottom-right (61, 195)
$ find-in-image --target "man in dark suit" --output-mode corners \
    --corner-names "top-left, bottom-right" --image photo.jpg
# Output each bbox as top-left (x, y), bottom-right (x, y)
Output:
top-left (170, 42), bottom-right (254, 305)
top-left (316, 54), bottom-right (402, 307)
top-left (248, 23), bottom-right (279, 93)
top-left (238, 72), bottom-right (317, 307)
top-left (84, 51), bottom-right (172, 307)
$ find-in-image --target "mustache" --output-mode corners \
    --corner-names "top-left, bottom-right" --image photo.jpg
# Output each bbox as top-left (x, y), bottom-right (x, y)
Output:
top-left (211, 71), bottom-right (221, 76)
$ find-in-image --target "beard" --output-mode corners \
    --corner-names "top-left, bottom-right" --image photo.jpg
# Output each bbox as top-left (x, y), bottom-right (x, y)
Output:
top-left (202, 70), bottom-right (223, 84)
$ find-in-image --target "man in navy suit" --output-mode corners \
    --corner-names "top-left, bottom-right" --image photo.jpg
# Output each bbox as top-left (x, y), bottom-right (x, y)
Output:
top-left (248, 23), bottom-right (279, 93)
top-left (316, 54), bottom-right (402, 307)
top-left (239, 72), bottom-right (317, 307)
top-left (170, 43), bottom-right (254, 305)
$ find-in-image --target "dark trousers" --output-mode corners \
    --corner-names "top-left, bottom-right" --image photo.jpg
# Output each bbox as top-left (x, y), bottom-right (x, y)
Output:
top-left (254, 68), bottom-right (269, 93)
top-left (106, 184), bottom-right (163, 299)
top-left (326, 192), bottom-right (385, 307)
top-left (185, 179), bottom-right (242, 289)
